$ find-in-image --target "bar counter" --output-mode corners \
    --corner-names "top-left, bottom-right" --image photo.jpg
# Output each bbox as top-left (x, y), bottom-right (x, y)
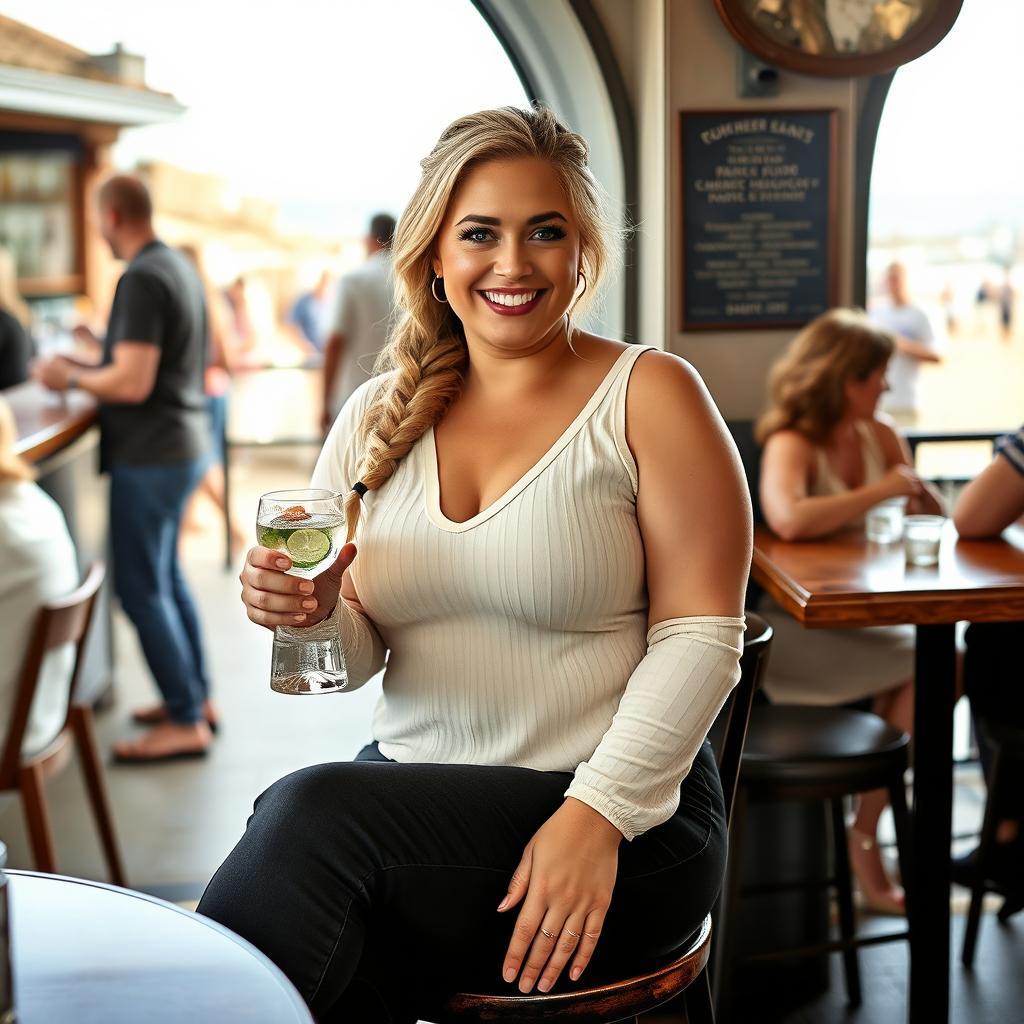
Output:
top-left (5, 381), bottom-right (113, 704)
top-left (9, 381), bottom-right (98, 461)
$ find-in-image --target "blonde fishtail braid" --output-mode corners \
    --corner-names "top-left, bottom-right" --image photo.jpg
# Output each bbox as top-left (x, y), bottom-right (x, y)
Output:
top-left (343, 332), bottom-right (466, 541)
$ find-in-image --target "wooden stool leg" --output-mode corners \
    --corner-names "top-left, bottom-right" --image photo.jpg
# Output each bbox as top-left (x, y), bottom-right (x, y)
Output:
top-left (962, 748), bottom-right (1003, 968)
top-left (829, 797), bottom-right (862, 1007)
top-left (683, 966), bottom-right (715, 1024)
top-left (19, 762), bottom-right (58, 874)
top-left (712, 786), bottom-right (747, 1023)
top-left (70, 706), bottom-right (128, 887)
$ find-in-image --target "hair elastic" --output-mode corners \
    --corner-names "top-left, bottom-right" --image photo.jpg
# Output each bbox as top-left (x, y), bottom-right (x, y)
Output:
top-left (351, 481), bottom-right (368, 498)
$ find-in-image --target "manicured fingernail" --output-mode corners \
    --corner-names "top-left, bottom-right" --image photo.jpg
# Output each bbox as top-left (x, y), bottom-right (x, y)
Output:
top-left (302, 599), bottom-right (317, 610)
top-left (300, 582), bottom-right (314, 594)
top-left (519, 977), bottom-right (534, 994)
top-left (503, 968), bottom-right (516, 983)
top-left (276, 559), bottom-right (289, 569)
top-left (571, 967), bottom-right (582, 981)
top-left (293, 613), bottom-right (306, 622)
top-left (538, 978), bottom-right (552, 993)
top-left (496, 896), bottom-right (509, 911)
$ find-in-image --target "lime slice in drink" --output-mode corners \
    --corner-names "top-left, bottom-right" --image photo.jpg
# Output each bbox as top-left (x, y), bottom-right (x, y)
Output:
top-left (286, 528), bottom-right (331, 568)
top-left (257, 525), bottom-right (287, 550)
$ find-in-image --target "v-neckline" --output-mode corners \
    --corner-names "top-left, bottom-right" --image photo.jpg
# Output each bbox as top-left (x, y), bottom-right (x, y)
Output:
top-left (423, 345), bottom-right (640, 533)
top-left (821, 421), bottom-right (869, 491)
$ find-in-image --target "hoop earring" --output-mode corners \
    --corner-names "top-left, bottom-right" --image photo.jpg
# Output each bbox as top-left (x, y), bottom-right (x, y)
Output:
top-left (569, 270), bottom-right (587, 313)
top-left (431, 276), bottom-right (448, 304)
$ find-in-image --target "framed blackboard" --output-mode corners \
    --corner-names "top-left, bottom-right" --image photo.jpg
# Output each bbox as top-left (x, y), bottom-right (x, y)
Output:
top-left (680, 110), bottom-right (837, 331)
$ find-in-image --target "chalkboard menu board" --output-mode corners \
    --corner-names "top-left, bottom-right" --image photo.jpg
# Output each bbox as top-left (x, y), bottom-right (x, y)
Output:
top-left (681, 110), bottom-right (836, 330)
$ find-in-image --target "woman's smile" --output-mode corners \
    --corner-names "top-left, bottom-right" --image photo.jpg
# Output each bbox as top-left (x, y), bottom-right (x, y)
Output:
top-left (478, 287), bottom-right (546, 316)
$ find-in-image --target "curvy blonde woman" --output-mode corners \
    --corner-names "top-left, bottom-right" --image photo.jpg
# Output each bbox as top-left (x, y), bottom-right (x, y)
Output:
top-left (756, 308), bottom-right (943, 915)
top-left (199, 107), bottom-right (751, 1022)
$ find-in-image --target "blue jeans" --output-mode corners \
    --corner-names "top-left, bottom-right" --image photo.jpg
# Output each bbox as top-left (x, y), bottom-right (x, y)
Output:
top-left (110, 458), bottom-right (210, 724)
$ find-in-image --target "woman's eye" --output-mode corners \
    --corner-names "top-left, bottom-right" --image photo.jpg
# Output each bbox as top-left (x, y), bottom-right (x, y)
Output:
top-left (458, 227), bottom-right (493, 243)
top-left (533, 226), bottom-right (566, 241)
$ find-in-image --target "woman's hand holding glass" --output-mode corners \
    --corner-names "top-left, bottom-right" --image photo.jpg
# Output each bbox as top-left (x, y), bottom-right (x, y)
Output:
top-left (240, 542), bottom-right (357, 630)
top-left (498, 799), bottom-right (622, 993)
top-left (878, 464), bottom-right (925, 501)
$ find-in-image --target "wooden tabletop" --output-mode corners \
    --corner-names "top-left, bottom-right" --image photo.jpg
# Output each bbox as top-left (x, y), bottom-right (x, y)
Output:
top-left (6, 871), bottom-right (313, 1023)
top-left (753, 522), bottom-right (1024, 627)
top-left (4, 381), bottom-right (98, 463)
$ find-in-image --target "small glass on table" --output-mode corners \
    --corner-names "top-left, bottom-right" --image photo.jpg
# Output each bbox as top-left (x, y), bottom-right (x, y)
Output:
top-left (866, 497), bottom-right (906, 544)
top-left (256, 488), bottom-right (348, 694)
top-left (903, 514), bottom-right (945, 567)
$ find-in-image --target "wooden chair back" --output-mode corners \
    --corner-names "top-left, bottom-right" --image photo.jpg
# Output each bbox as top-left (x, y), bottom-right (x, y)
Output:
top-left (707, 612), bottom-right (773, 827)
top-left (0, 561), bottom-right (105, 787)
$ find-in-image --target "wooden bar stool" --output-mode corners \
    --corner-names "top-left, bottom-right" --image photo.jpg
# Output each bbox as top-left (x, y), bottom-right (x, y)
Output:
top-left (417, 614), bottom-right (773, 1024)
top-left (713, 705), bottom-right (912, 1021)
top-left (961, 718), bottom-right (1024, 967)
top-left (0, 561), bottom-right (127, 886)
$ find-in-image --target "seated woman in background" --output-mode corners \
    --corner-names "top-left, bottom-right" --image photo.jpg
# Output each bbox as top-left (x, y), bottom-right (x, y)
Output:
top-left (756, 308), bottom-right (944, 915)
top-left (952, 426), bottom-right (1024, 907)
top-left (0, 395), bottom-right (79, 756)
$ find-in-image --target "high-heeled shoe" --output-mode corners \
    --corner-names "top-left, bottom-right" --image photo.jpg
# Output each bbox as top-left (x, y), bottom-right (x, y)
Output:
top-left (848, 826), bottom-right (906, 916)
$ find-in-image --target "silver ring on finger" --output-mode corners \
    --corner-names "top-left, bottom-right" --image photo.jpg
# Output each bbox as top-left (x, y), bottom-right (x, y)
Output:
top-left (565, 928), bottom-right (581, 939)
top-left (540, 927), bottom-right (556, 940)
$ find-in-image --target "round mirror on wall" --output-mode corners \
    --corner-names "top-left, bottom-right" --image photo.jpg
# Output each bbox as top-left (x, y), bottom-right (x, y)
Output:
top-left (714, 0), bottom-right (964, 77)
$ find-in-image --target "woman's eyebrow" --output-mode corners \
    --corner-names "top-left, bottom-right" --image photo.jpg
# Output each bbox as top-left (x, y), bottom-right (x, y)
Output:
top-left (454, 211), bottom-right (568, 227)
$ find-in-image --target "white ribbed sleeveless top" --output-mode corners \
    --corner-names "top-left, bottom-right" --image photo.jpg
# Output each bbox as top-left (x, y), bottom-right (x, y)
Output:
top-left (313, 344), bottom-right (656, 771)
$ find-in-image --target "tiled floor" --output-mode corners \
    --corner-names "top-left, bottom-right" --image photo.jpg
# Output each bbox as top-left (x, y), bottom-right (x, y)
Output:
top-left (1, 442), bottom-right (1020, 1023)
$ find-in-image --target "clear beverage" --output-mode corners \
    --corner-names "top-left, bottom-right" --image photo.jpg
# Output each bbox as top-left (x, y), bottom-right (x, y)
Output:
top-left (256, 511), bottom-right (346, 579)
top-left (903, 514), bottom-right (944, 567)
top-left (866, 497), bottom-right (906, 544)
top-left (257, 489), bottom-right (349, 695)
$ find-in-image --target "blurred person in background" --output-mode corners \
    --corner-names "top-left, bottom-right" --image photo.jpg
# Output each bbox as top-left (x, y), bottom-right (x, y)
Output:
top-left (757, 308), bottom-right (944, 915)
top-left (869, 261), bottom-right (941, 424)
top-left (0, 248), bottom-right (33, 390)
top-left (32, 175), bottom-right (217, 763)
top-left (0, 395), bottom-right (79, 756)
top-left (952, 425), bottom-right (1024, 911)
top-left (287, 269), bottom-right (331, 356)
top-left (996, 266), bottom-right (1015, 342)
top-left (178, 244), bottom-right (245, 549)
top-left (320, 213), bottom-right (396, 433)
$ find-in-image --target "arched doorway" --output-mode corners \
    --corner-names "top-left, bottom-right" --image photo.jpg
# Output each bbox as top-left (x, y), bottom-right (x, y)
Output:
top-left (867, 0), bottom-right (1023, 450)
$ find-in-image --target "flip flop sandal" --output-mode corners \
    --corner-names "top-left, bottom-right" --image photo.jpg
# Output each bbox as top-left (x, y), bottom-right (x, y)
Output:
top-left (131, 707), bottom-right (220, 734)
top-left (112, 745), bottom-right (210, 765)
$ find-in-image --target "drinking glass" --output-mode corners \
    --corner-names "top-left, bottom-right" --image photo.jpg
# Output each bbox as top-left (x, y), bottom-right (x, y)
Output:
top-left (866, 497), bottom-right (906, 543)
top-left (903, 514), bottom-right (945, 567)
top-left (256, 488), bottom-right (348, 694)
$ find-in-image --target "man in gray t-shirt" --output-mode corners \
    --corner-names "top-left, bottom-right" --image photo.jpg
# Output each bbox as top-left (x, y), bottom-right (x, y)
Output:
top-left (34, 176), bottom-right (215, 764)
top-left (870, 261), bottom-right (941, 421)
top-left (321, 212), bottom-right (397, 432)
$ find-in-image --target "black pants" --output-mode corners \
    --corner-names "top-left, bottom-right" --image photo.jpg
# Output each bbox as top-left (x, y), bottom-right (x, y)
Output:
top-left (964, 621), bottom-right (1024, 820)
top-left (198, 741), bottom-right (727, 1023)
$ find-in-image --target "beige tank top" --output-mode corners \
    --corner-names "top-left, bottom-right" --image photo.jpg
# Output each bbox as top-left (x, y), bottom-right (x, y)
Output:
top-left (811, 420), bottom-right (888, 512)
top-left (313, 344), bottom-right (658, 770)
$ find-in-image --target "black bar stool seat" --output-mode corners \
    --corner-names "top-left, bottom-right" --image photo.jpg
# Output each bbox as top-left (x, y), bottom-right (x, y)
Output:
top-left (742, 705), bottom-right (909, 798)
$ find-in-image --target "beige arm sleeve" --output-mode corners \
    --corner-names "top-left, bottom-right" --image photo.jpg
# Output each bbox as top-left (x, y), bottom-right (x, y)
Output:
top-left (564, 615), bottom-right (744, 841)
